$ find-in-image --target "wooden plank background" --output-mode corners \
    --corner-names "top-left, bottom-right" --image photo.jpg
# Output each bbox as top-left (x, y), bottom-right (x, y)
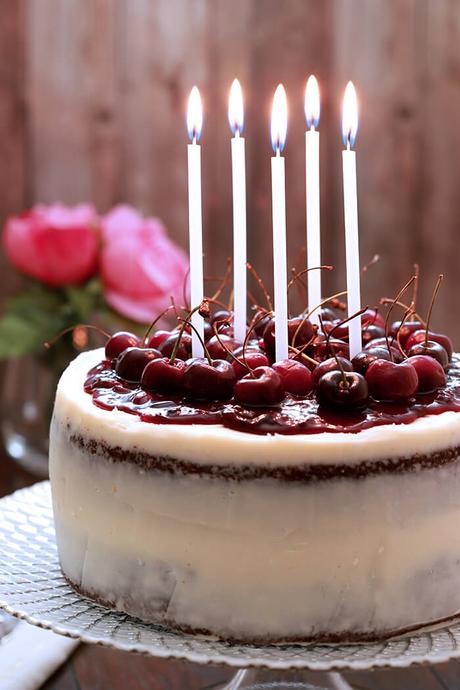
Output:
top-left (1, 0), bottom-right (459, 341)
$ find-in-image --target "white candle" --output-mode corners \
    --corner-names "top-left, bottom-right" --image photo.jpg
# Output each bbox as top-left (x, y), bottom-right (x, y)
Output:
top-left (341, 81), bottom-right (362, 358)
top-left (270, 84), bottom-right (289, 362)
top-left (304, 75), bottom-right (321, 325)
top-left (186, 86), bottom-right (204, 357)
top-left (228, 79), bottom-right (247, 343)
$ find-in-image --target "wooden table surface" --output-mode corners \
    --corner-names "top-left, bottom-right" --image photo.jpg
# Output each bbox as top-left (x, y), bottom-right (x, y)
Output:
top-left (2, 456), bottom-right (460, 689)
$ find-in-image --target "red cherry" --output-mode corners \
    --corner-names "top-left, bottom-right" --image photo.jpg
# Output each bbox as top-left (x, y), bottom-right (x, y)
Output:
top-left (206, 334), bottom-right (238, 360)
top-left (288, 316), bottom-right (315, 347)
top-left (363, 336), bottom-right (396, 351)
top-left (366, 359), bottom-right (418, 401)
top-left (361, 325), bottom-right (385, 347)
top-left (183, 358), bottom-right (236, 401)
top-left (390, 320), bottom-right (424, 347)
top-left (313, 356), bottom-right (353, 384)
top-left (105, 331), bottom-right (141, 360)
top-left (159, 332), bottom-right (192, 360)
top-left (408, 355), bottom-right (446, 393)
top-left (316, 371), bottom-right (368, 410)
top-left (362, 309), bottom-right (385, 330)
top-left (234, 366), bottom-right (284, 406)
top-left (352, 347), bottom-right (395, 375)
top-left (272, 359), bottom-right (313, 395)
top-left (211, 309), bottom-right (232, 325)
top-left (312, 337), bottom-right (349, 361)
top-left (405, 329), bottom-right (453, 360)
top-left (141, 357), bottom-right (186, 393)
top-left (262, 318), bottom-right (276, 356)
top-left (115, 347), bottom-right (161, 383)
top-left (232, 351), bottom-right (269, 379)
top-left (252, 310), bottom-right (271, 336)
top-left (147, 330), bottom-right (171, 349)
top-left (407, 340), bottom-right (449, 371)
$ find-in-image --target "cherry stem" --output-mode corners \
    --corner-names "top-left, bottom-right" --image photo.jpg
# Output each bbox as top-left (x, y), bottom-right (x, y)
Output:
top-left (305, 290), bottom-right (348, 321)
top-left (360, 254), bottom-right (380, 276)
top-left (169, 304), bottom-right (204, 364)
top-left (319, 315), bottom-right (349, 388)
top-left (379, 298), bottom-right (425, 325)
top-left (212, 323), bottom-right (254, 376)
top-left (243, 310), bottom-right (272, 359)
top-left (143, 304), bottom-right (178, 344)
top-left (44, 323), bottom-right (110, 350)
top-left (287, 265), bottom-right (333, 295)
top-left (211, 257), bottom-right (232, 303)
top-left (425, 273), bottom-right (444, 347)
top-left (395, 307), bottom-right (414, 359)
top-left (182, 266), bottom-right (191, 310)
top-left (247, 263), bottom-right (273, 311)
top-left (327, 305), bottom-right (369, 348)
top-left (178, 318), bottom-right (212, 365)
top-left (384, 275), bottom-right (416, 362)
top-left (410, 263), bottom-right (420, 320)
top-left (287, 344), bottom-right (318, 367)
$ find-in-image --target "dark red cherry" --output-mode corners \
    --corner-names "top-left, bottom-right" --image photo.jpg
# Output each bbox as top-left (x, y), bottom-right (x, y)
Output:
top-left (363, 336), bottom-right (396, 351)
top-left (212, 309), bottom-right (232, 325)
top-left (253, 310), bottom-right (271, 336)
top-left (408, 355), bottom-right (446, 393)
top-left (272, 359), bottom-right (313, 395)
top-left (316, 371), bottom-right (368, 410)
top-left (361, 309), bottom-right (385, 330)
top-left (262, 318), bottom-right (276, 356)
top-left (159, 332), bottom-right (192, 360)
top-left (141, 357), bottom-right (186, 393)
top-left (288, 316), bottom-right (315, 347)
top-left (405, 329), bottom-right (453, 360)
top-left (407, 340), bottom-right (449, 371)
top-left (183, 358), bottom-right (236, 401)
top-left (313, 338), bottom-right (349, 361)
top-left (361, 325), bottom-right (385, 347)
top-left (105, 331), bottom-right (141, 360)
top-left (390, 320), bottom-right (424, 347)
top-left (203, 321), bottom-right (213, 341)
top-left (206, 334), bottom-right (238, 360)
top-left (320, 320), bottom-right (336, 335)
top-left (234, 366), bottom-right (284, 406)
top-left (232, 351), bottom-right (269, 379)
top-left (366, 359), bottom-right (418, 401)
top-left (233, 344), bottom-right (263, 357)
top-left (147, 330), bottom-right (171, 350)
top-left (318, 307), bottom-right (337, 322)
top-left (352, 347), bottom-right (396, 375)
top-left (312, 356), bottom-right (353, 384)
top-left (115, 347), bottom-right (161, 383)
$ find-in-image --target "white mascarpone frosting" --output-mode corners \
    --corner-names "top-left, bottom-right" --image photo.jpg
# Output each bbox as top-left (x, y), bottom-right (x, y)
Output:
top-left (50, 348), bottom-right (460, 642)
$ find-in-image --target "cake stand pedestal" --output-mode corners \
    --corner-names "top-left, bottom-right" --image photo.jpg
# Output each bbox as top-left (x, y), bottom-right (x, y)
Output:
top-left (1, 482), bottom-right (460, 690)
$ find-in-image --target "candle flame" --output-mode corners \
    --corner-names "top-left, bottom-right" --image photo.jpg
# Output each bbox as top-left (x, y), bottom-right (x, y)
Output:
top-left (342, 81), bottom-right (358, 148)
top-left (228, 78), bottom-right (244, 135)
top-left (304, 75), bottom-right (320, 129)
top-left (187, 86), bottom-right (203, 142)
top-left (271, 84), bottom-right (288, 153)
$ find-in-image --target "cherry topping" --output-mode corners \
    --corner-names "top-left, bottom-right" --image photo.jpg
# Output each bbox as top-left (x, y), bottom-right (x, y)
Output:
top-left (408, 355), bottom-right (447, 393)
top-left (141, 357), bottom-right (186, 394)
top-left (365, 359), bottom-right (418, 401)
top-left (147, 330), bottom-right (171, 350)
top-left (405, 329), bottom-right (453, 360)
top-left (115, 347), bottom-right (161, 383)
top-left (407, 340), bottom-right (449, 371)
top-left (105, 331), bottom-right (141, 360)
top-left (232, 351), bottom-right (269, 379)
top-left (272, 359), bottom-right (314, 395)
top-left (316, 371), bottom-right (368, 410)
top-left (234, 366), bottom-right (284, 406)
top-left (183, 358), bottom-right (236, 401)
top-left (206, 334), bottom-right (238, 360)
top-left (159, 332), bottom-right (192, 360)
top-left (313, 356), bottom-right (353, 384)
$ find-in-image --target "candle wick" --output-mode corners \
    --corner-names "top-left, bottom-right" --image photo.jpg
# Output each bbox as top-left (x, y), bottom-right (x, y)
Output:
top-left (235, 127), bottom-right (240, 139)
top-left (192, 133), bottom-right (197, 146)
top-left (276, 147), bottom-right (281, 158)
top-left (310, 124), bottom-right (315, 132)
top-left (346, 134), bottom-right (351, 151)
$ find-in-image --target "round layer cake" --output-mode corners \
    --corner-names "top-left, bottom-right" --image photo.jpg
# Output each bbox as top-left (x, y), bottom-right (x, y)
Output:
top-left (50, 346), bottom-right (460, 643)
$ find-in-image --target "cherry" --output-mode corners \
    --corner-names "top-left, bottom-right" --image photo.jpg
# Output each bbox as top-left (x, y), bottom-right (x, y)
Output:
top-left (318, 307), bottom-right (337, 321)
top-left (288, 316), bottom-right (315, 347)
top-left (316, 371), bottom-right (368, 410)
top-left (390, 320), bottom-right (424, 347)
top-left (408, 355), bottom-right (446, 393)
top-left (232, 351), bottom-right (269, 379)
top-left (363, 336), bottom-right (396, 351)
top-left (313, 356), bottom-right (353, 384)
top-left (361, 308), bottom-right (385, 330)
top-left (233, 344), bottom-right (263, 357)
top-left (234, 366), bottom-right (284, 406)
top-left (159, 332), bottom-right (192, 360)
top-left (183, 358), bottom-right (236, 401)
top-left (312, 337), bottom-right (349, 361)
top-left (272, 359), bottom-right (314, 395)
top-left (115, 347), bottom-right (161, 383)
top-left (105, 331), bottom-right (141, 360)
top-left (203, 321), bottom-right (213, 341)
top-left (407, 340), bottom-right (449, 371)
top-left (366, 359), bottom-right (418, 401)
top-left (262, 318), bottom-right (276, 356)
top-left (147, 330), bottom-right (171, 350)
top-left (361, 325), bottom-right (385, 347)
top-left (252, 310), bottom-right (271, 336)
top-left (212, 309), bottom-right (232, 325)
top-left (141, 357), bottom-right (186, 394)
top-left (352, 347), bottom-right (396, 375)
top-left (405, 329), bottom-right (453, 360)
top-left (206, 334), bottom-right (238, 360)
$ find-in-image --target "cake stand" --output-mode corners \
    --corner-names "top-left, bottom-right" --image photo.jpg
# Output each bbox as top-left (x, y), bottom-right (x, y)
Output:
top-left (1, 483), bottom-right (460, 690)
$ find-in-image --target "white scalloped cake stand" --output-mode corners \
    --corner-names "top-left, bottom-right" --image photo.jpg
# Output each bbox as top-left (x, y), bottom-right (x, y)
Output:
top-left (1, 482), bottom-right (460, 689)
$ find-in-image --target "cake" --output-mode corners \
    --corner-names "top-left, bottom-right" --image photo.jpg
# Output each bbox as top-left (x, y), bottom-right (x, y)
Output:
top-left (49, 306), bottom-right (460, 643)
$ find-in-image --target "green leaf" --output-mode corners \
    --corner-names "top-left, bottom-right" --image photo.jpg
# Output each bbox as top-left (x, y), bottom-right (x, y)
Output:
top-left (0, 312), bottom-right (62, 358)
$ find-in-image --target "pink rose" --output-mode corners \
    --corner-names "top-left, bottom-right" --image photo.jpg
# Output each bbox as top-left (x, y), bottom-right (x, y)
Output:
top-left (101, 205), bottom-right (189, 323)
top-left (3, 203), bottom-right (99, 286)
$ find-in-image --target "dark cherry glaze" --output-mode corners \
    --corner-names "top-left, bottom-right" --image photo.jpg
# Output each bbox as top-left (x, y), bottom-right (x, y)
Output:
top-left (84, 354), bottom-right (460, 436)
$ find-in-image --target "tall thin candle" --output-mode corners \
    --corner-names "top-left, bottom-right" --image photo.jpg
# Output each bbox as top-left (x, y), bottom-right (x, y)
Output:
top-left (304, 75), bottom-right (321, 324)
top-left (341, 81), bottom-right (362, 358)
top-left (270, 84), bottom-right (289, 362)
top-left (228, 79), bottom-right (247, 343)
top-left (186, 86), bottom-right (204, 357)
